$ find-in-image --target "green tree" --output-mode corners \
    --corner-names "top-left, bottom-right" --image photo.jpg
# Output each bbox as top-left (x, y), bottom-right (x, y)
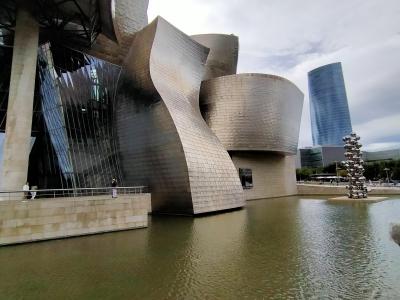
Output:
top-left (364, 159), bottom-right (400, 180)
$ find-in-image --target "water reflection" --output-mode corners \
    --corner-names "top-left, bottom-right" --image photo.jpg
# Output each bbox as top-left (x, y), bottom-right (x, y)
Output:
top-left (298, 200), bottom-right (387, 299)
top-left (0, 197), bottom-right (399, 299)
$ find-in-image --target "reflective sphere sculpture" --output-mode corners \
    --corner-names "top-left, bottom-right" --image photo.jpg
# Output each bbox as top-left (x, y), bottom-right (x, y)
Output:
top-left (342, 132), bottom-right (368, 198)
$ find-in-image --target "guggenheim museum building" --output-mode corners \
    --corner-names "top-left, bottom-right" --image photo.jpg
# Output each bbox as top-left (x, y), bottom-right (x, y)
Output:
top-left (0, 0), bottom-right (303, 215)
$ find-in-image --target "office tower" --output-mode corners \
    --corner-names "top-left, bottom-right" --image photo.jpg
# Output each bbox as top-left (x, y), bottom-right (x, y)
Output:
top-left (308, 62), bottom-right (352, 146)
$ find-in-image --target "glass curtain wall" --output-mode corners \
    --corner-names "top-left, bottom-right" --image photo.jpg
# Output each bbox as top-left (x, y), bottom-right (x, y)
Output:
top-left (308, 62), bottom-right (352, 146)
top-left (38, 43), bottom-right (123, 189)
top-left (299, 148), bottom-right (323, 168)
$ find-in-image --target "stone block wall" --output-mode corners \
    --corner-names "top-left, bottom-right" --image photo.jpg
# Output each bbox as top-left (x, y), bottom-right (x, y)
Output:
top-left (0, 194), bottom-right (150, 246)
top-left (297, 184), bottom-right (345, 195)
top-left (231, 152), bottom-right (297, 200)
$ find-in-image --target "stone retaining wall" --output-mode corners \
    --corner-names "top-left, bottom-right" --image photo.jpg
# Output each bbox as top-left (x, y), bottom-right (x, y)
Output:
top-left (231, 153), bottom-right (298, 200)
top-left (0, 194), bottom-right (151, 246)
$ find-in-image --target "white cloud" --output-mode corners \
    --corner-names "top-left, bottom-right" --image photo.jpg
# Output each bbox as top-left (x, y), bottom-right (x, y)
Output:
top-left (354, 114), bottom-right (400, 144)
top-left (148, 0), bottom-right (400, 149)
top-left (282, 35), bottom-right (400, 146)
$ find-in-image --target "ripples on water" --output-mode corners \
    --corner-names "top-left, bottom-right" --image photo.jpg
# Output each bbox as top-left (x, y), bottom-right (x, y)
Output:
top-left (0, 196), bottom-right (400, 299)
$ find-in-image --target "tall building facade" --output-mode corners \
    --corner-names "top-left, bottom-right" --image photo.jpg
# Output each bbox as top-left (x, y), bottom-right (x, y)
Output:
top-left (298, 146), bottom-right (345, 168)
top-left (308, 62), bottom-right (352, 146)
top-left (0, 1), bottom-right (304, 214)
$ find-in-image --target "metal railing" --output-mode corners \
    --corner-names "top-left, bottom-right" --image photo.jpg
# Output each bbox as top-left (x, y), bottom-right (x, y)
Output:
top-left (0, 186), bottom-right (149, 201)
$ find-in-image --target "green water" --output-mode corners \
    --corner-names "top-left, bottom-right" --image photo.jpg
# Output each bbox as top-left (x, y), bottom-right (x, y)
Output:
top-left (1, 196), bottom-right (400, 299)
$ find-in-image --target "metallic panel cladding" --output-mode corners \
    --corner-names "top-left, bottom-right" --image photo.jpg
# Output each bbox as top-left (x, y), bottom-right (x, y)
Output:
top-left (115, 17), bottom-right (244, 215)
top-left (200, 73), bottom-right (304, 155)
top-left (88, 0), bottom-right (149, 64)
top-left (308, 62), bottom-right (353, 146)
top-left (191, 34), bottom-right (239, 80)
top-left (98, 0), bottom-right (121, 43)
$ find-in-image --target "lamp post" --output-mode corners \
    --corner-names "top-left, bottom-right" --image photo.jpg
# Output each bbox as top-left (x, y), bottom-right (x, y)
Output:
top-left (334, 161), bottom-right (339, 185)
top-left (384, 168), bottom-right (390, 183)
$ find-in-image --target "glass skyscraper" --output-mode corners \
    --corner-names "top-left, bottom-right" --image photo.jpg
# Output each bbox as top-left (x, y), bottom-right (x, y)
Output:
top-left (308, 62), bottom-right (352, 146)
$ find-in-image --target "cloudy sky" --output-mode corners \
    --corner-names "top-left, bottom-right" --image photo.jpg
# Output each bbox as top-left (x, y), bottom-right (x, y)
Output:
top-left (148, 0), bottom-right (400, 150)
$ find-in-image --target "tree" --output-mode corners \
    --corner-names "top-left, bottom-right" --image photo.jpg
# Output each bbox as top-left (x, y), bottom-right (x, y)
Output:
top-left (364, 159), bottom-right (400, 180)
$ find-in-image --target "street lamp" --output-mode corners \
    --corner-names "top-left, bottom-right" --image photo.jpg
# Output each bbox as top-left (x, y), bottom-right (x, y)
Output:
top-left (384, 168), bottom-right (390, 183)
top-left (334, 161), bottom-right (339, 185)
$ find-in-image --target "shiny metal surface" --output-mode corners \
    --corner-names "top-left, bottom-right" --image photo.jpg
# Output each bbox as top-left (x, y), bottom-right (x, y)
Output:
top-left (343, 132), bottom-right (367, 198)
top-left (88, 0), bottom-right (149, 64)
top-left (191, 34), bottom-right (238, 80)
top-left (115, 17), bottom-right (244, 215)
top-left (200, 73), bottom-right (304, 155)
top-left (98, 0), bottom-right (120, 42)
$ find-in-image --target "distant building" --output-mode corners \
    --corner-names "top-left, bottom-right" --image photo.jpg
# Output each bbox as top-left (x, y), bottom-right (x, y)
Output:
top-left (363, 148), bottom-right (400, 162)
top-left (308, 62), bottom-right (352, 146)
top-left (298, 146), bottom-right (345, 168)
top-left (297, 147), bottom-right (400, 169)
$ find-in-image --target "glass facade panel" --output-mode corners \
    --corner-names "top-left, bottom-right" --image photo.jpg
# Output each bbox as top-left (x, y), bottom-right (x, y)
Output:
top-left (299, 148), bottom-right (323, 168)
top-left (37, 43), bottom-right (123, 188)
top-left (308, 62), bottom-right (352, 146)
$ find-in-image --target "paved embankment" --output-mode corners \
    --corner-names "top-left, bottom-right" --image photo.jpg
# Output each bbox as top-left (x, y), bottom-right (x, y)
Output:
top-left (297, 184), bottom-right (400, 196)
top-left (0, 194), bottom-right (151, 246)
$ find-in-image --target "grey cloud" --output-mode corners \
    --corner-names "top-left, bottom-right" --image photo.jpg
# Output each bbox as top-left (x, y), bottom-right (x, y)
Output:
top-left (149, 0), bottom-right (400, 149)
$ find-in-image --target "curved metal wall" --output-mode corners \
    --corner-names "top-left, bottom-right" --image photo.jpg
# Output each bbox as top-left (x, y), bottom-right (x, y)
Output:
top-left (115, 17), bottom-right (244, 215)
top-left (98, 0), bottom-right (121, 42)
top-left (88, 0), bottom-right (149, 64)
top-left (200, 74), bottom-right (304, 155)
top-left (308, 62), bottom-right (352, 146)
top-left (191, 34), bottom-right (238, 80)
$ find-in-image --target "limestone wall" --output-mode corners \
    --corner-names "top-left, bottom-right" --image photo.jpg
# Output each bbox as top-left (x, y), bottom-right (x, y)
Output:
top-left (297, 184), bottom-right (345, 195)
top-left (231, 152), bottom-right (298, 200)
top-left (0, 194), bottom-right (150, 246)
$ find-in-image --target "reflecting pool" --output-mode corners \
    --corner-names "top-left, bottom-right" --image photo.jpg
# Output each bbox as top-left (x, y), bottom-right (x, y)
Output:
top-left (1, 196), bottom-right (400, 299)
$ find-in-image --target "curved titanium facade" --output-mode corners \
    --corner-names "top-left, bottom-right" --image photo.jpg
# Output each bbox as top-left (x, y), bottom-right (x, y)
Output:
top-left (308, 62), bottom-right (352, 146)
top-left (98, 0), bottom-right (121, 42)
top-left (191, 34), bottom-right (238, 80)
top-left (115, 17), bottom-right (244, 215)
top-left (88, 0), bottom-right (149, 64)
top-left (200, 74), bottom-right (304, 155)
